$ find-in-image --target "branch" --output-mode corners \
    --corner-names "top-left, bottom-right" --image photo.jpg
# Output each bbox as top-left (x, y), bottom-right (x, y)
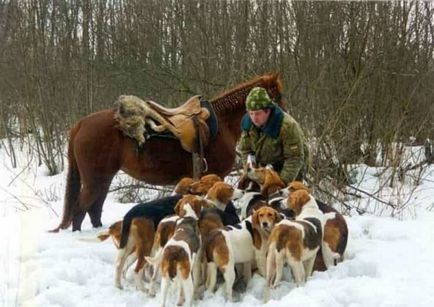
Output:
top-left (109, 184), bottom-right (173, 194)
top-left (346, 184), bottom-right (397, 209)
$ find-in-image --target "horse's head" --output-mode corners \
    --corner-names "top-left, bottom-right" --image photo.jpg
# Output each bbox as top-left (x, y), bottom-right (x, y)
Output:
top-left (210, 73), bottom-right (284, 116)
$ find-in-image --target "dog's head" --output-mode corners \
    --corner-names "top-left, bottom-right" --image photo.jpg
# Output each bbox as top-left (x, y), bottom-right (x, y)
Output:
top-left (189, 174), bottom-right (223, 195)
top-left (204, 182), bottom-right (243, 210)
top-left (246, 167), bottom-right (286, 197)
top-left (287, 189), bottom-right (311, 216)
top-left (237, 172), bottom-right (261, 192)
top-left (172, 177), bottom-right (194, 195)
top-left (279, 180), bottom-right (310, 198)
top-left (252, 206), bottom-right (281, 233)
top-left (174, 195), bottom-right (204, 219)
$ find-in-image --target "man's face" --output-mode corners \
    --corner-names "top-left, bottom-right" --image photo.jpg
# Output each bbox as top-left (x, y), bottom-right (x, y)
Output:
top-left (248, 109), bottom-right (271, 127)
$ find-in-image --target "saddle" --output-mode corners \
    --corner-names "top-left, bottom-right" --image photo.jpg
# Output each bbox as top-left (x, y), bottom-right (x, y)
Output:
top-left (146, 95), bottom-right (212, 153)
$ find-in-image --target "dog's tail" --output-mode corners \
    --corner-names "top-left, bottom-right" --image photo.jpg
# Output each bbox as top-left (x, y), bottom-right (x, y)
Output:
top-left (321, 243), bottom-right (341, 268)
top-left (145, 248), bottom-right (164, 267)
top-left (78, 229), bottom-right (111, 243)
top-left (119, 211), bottom-right (135, 249)
top-left (156, 246), bottom-right (190, 280)
top-left (97, 230), bottom-right (111, 241)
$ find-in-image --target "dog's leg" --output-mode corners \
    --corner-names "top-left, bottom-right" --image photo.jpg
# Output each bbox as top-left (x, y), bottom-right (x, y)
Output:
top-left (206, 262), bottom-right (217, 292)
top-left (160, 277), bottom-right (169, 307)
top-left (264, 248), bottom-right (277, 303)
top-left (145, 249), bottom-right (164, 297)
top-left (200, 260), bottom-right (207, 290)
top-left (223, 263), bottom-right (236, 302)
top-left (147, 260), bottom-right (160, 297)
top-left (289, 261), bottom-right (306, 287)
top-left (134, 267), bottom-right (147, 292)
top-left (242, 261), bottom-right (252, 284)
top-left (123, 253), bottom-right (137, 278)
top-left (133, 247), bottom-right (148, 292)
top-left (180, 275), bottom-right (194, 307)
top-left (191, 253), bottom-right (202, 299)
top-left (272, 251), bottom-right (285, 288)
top-left (255, 248), bottom-right (267, 277)
top-left (266, 248), bottom-right (277, 288)
top-left (115, 240), bottom-right (134, 289)
top-left (303, 255), bottom-right (316, 278)
top-left (175, 276), bottom-right (185, 306)
top-left (147, 270), bottom-right (157, 297)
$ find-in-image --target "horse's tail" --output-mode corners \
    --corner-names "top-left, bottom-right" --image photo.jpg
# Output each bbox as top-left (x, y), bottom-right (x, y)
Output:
top-left (50, 123), bottom-right (82, 232)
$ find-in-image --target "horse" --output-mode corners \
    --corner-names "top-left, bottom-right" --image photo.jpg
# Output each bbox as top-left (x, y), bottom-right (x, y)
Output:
top-left (51, 73), bottom-right (284, 232)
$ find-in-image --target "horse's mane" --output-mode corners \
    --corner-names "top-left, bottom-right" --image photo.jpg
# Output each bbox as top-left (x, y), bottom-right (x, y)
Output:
top-left (210, 73), bottom-right (284, 115)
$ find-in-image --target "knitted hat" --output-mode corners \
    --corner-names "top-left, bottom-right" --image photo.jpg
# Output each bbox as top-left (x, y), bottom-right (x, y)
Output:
top-left (246, 87), bottom-right (274, 110)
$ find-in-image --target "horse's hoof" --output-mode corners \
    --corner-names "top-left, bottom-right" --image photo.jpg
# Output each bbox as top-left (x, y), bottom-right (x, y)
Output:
top-left (48, 227), bottom-right (60, 233)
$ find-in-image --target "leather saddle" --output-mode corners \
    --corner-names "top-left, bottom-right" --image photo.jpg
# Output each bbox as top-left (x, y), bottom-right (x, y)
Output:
top-left (146, 95), bottom-right (216, 153)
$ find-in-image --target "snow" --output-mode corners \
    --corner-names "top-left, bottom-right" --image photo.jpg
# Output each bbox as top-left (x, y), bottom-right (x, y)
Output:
top-left (1, 141), bottom-right (434, 307)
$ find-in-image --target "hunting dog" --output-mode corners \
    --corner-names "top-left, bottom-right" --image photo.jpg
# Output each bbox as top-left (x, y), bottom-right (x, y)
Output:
top-left (237, 167), bottom-right (293, 219)
top-left (203, 206), bottom-right (281, 301)
top-left (282, 181), bottom-right (348, 271)
top-left (172, 177), bottom-right (195, 195)
top-left (200, 181), bottom-right (243, 236)
top-left (199, 182), bottom-right (243, 286)
top-left (91, 177), bottom-right (194, 289)
top-left (251, 206), bottom-right (282, 277)
top-left (245, 166), bottom-right (286, 198)
top-left (266, 190), bottom-right (324, 292)
top-left (146, 197), bottom-right (203, 307)
top-left (114, 194), bottom-right (202, 291)
top-left (189, 174), bottom-right (223, 195)
top-left (203, 217), bottom-right (255, 301)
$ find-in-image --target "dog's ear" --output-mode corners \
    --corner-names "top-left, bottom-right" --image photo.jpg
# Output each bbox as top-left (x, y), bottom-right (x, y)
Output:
top-left (174, 199), bottom-right (183, 216)
top-left (274, 209), bottom-right (282, 224)
top-left (264, 184), bottom-right (280, 198)
top-left (262, 170), bottom-right (285, 197)
top-left (299, 189), bottom-right (311, 205)
top-left (288, 181), bottom-right (310, 193)
top-left (237, 173), bottom-right (251, 190)
top-left (252, 209), bottom-right (259, 228)
top-left (288, 190), bottom-right (310, 216)
top-left (193, 198), bottom-right (202, 217)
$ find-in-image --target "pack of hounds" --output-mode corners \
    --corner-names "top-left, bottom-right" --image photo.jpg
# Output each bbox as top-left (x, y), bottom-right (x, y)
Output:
top-left (91, 165), bottom-right (349, 307)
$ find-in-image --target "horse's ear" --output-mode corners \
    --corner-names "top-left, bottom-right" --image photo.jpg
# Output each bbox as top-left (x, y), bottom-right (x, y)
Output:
top-left (272, 72), bottom-right (281, 80)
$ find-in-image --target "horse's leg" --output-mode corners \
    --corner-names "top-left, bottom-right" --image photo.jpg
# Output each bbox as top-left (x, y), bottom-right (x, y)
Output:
top-left (72, 179), bottom-right (111, 231)
top-left (87, 179), bottom-right (113, 228)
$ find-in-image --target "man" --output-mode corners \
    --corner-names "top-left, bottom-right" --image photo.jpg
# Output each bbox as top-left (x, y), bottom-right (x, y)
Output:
top-left (238, 87), bottom-right (310, 184)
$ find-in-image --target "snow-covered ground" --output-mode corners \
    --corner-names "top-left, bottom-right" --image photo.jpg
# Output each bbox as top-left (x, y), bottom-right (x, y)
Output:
top-left (1, 140), bottom-right (434, 307)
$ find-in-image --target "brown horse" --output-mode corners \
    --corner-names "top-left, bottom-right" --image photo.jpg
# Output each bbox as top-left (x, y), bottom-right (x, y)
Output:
top-left (52, 73), bottom-right (284, 231)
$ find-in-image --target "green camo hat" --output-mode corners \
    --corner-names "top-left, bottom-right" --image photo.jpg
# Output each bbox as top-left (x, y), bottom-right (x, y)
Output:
top-left (246, 87), bottom-right (274, 110)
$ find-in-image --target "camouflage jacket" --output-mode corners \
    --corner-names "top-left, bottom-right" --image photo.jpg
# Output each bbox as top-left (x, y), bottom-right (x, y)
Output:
top-left (238, 106), bottom-right (310, 184)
